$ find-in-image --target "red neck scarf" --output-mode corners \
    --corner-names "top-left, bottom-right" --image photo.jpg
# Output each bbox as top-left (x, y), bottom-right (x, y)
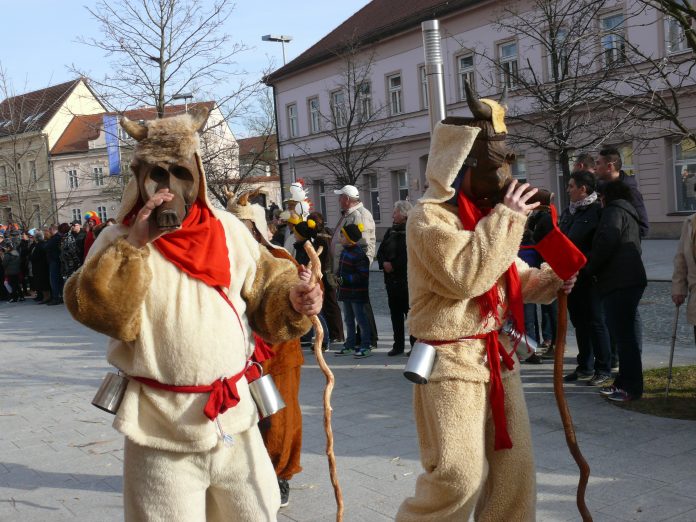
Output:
top-left (151, 200), bottom-right (231, 288)
top-left (457, 188), bottom-right (525, 450)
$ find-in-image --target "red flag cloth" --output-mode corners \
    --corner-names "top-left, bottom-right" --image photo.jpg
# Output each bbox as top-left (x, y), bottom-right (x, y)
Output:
top-left (151, 200), bottom-right (231, 288)
top-left (456, 188), bottom-right (525, 450)
top-left (530, 205), bottom-right (587, 280)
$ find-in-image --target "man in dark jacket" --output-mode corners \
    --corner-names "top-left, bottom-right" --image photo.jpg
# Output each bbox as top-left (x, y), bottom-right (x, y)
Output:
top-left (596, 147), bottom-right (649, 238)
top-left (70, 221), bottom-right (86, 263)
top-left (376, 201), bottom-right (414, 356)
top-left (559, 171), bottom-right (612, 386)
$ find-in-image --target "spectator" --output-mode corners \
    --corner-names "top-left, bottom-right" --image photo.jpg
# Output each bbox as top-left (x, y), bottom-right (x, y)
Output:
top-left (45, 224), bottom-right (63, 305)
top-left (573, 152), bottom-right (596, 174)
top-left (584, 180), bottom-right (647, 402)
top-left (70, 221), bottom-right (87, 263)
top-left (82, 216), bottom-right (102, 259)
top-left (559, 171), bottom-right (611, 386)
top-left (517, 221), bottom-right (543, 364)
top-left (335, 223), bottom-right (372, 358)
top-left (30, 230), bottom-right (51, 304)
top-left (19, 231), bottom-right (31, 297)
top-left (2, 243), bottom-right (23, 302)
top-left (376, 200), bottom-right (415, 356)
top-left (671, 203), bottom-right (696, 343)
top-left (59, 223), bottom-right (82, 282)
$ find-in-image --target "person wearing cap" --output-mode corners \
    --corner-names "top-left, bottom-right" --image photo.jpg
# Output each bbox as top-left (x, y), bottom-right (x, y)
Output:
top-left (70, 221), bottom-right (87, 264)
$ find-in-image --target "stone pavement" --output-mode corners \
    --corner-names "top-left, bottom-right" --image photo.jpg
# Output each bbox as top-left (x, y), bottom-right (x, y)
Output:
top-left (1, 284), bottom-right (695, 522)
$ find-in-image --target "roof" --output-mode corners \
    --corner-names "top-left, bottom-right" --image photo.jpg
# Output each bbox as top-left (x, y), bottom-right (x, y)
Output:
top-left (0, 79), bottom-right (86, 137)
top-left (264, 0), bottom-right (484, 84)
top-left (237, 135), bottom-right (276, 157)
top-left (51, 101), bottom-right (216, 155)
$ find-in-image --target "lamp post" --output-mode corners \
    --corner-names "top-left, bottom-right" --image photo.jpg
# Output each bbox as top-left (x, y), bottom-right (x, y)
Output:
top-left (172, 92), bottom-right (194, 112)
top-left (261, 34), bottom-right (293, 65)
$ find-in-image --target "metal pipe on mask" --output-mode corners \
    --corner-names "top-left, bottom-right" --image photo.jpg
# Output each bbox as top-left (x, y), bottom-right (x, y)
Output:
top-left (422, 20), bottom-right (446, 132)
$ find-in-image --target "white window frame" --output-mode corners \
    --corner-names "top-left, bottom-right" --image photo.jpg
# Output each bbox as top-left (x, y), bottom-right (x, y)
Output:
top-left (68, 169), bottom-right (79, 189)
top-left (358, 82), bottom-right (372, 122)
top-left (71, 208), bottom-right (82, 223)
top-left (457, 53), bottom-right (475, 101)
top-left (419, 65), bottom-right (429, 109)
top-left (547, 27), bottom-right (569, 81)
top-left (511, 155), bottom-right (527, 182)
top-left (0, 165), bottom-right (6, 187)
top-left (369, 174), bottom-right (381, 222)
top-left (331, 90), bottom-right (346, 127)
top-left (93, 166), bottom-right (105, 187)
top-left (665, 9), bottom-right (691, 55)
top-left (286, 104), bottom-right (298, 138)
top-left (387, 73), bottom-right (403, 115)
top-left (308, 97), bottom-right (321, 134)
top-left (394, 169), bottom-right (409, 201)
top-left (316, 179), bottom-right (327, 217)
top-left (674, 139), bottom-right (696, 211)
top-left (600, 12), bottom-right (626, 66)
top-left (97, 205), bottom-right (108, 222)
top-left (498, 41), bottom-right (519, 89)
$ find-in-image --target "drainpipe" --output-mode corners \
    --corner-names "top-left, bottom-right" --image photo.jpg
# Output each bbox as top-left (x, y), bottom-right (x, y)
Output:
top-left (269, 83), bottom-right (286, 203)
top-left (422, 20), bottom-right (447, 132)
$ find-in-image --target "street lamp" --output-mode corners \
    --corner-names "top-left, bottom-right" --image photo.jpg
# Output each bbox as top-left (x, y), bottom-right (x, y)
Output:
top-left (261, 34), bottom-right (292, 65)
top-left (172, 93), bottom-right (194, 113)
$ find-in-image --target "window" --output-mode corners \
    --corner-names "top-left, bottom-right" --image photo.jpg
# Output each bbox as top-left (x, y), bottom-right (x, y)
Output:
top-left (33, 204), bottom-right (41, 228)
top-left (675, 139), bottom-right (696, 211)
top-left (71, 208), bottom-right (82, 223)
top-left (287, 104), bottom-right (298, 138)
top-left (68, 169), bottom-right (79, 189)
top-left (511, 155), bottom-right (527, 183)
top-left (387, 74), bottom-right (403, 115)
top-left (548, 28), bottom-right (568, 80)
top-left (419, 65), bottom-right (429, 109)
top-left (600, 12), bottom-right (626, 66)
top-left (16, 162), bottom-right (22, 182)
top-left (97, 205), bottom-right (108, 222)
top-left (331, 90), bottom-right (346, 127)
top-left (394, 169), bottom-right (409, 201)
top-left (369, 175), bottom-right (381, 222)
top-left (498, 42), bottom-right (519, 89)
top-left (308, 97), bottom-right (321, 134)
top-left (665, 7), bottom-right (691, 54)
top-left (358, 82), bottom-right (372, 121)
top-left (29, 160), bottom-right (37, 183)
top-left (619, 144), bottom-right (636, 177)
top-left (93, 166), bottom-right (105, 186)
top-left (0, 165), bottom-right (6, 187)
top-left (457, 53), bottom-right (475, 101)
top-left (316, 180), bottom-right (327, 217)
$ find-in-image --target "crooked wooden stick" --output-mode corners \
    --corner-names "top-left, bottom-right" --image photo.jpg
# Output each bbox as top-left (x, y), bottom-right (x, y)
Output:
top-left (554, 291), bottom-right (592, 522)
top-left (304, 242), bottom-right (344, 522)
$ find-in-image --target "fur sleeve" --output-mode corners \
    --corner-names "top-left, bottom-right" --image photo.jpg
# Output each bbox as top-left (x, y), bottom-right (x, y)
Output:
top-left (409, 203), bottom-right (527, 300)
top-left (515, 258), bottom-right (563, 304)
top-left (242, 246), bottom-right (311, 344)
top-left (64, 235), bottom-right (151, 342)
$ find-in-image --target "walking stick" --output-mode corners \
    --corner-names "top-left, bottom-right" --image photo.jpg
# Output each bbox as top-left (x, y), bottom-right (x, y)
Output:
top-left (554, 291), bottom-right (592, 522)
top-left (304, 242), bottom-right (344, 522)
top-left (666, 303), bottom-right (680, 397)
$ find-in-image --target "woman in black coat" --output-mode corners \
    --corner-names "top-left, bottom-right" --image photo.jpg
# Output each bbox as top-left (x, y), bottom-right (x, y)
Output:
top-left (584, 180), bottom-right (647, 402)
top-left (30, 231), bottom-right (51, 303)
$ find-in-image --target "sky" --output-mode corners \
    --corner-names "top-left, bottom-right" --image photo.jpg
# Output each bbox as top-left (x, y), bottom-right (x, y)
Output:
top-left (0, 0), bottom-right (372, 134)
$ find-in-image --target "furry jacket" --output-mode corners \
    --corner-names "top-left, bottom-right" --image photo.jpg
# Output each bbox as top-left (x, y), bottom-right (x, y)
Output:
top-left (672, 214), bottom-right (696, 326)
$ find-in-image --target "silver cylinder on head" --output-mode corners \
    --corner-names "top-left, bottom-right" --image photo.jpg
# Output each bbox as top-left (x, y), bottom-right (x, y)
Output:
top-left (92, 372), bottom-right (129, 414)
top-left (403, 341), bottom-right (438, 384)
top-left (248, 363), bottom-right (286, 418)
top-left (422, 19), bottom-right (447, 132)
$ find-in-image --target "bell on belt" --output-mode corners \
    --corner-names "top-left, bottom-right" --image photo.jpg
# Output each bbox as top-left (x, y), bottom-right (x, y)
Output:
top-left (92, 371), bottom-right (129, 414)
top-left (248, 363), bottom-right (286, 418)
top-left (500, 322), bottom-right (539, 361)
top-left (403, 341), bottom-right (437, 384)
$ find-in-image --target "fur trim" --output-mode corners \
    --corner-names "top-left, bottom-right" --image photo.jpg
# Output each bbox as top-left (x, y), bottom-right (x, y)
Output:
top-left (134, 113), bottom-right (201, 165)
top-left (481, 99), bottom-right (507, 134)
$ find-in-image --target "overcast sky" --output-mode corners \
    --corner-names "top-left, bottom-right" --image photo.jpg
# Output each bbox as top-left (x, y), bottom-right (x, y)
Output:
top-left (1, 0), bottom-right (371, 134)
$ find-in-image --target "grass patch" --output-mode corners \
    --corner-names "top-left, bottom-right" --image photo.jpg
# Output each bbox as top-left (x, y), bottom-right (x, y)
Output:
top-left (619, 365), bottom-right (696, 421)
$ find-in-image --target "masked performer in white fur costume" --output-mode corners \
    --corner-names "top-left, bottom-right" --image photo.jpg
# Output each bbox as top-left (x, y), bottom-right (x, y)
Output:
top-left (64, 107), bottom-right (321, 521)
top-left (396, 85), bottom-right (577, 521)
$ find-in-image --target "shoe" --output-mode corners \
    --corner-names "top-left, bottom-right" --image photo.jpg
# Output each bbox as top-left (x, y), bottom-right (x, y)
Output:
top-left (354, 348), bottom-right (373, 358)
top-left (599, 385), bottom-right (618, 396)
top-left (8, 298), bottom-right (17, 303)
top-left (335, 347), bottom-right (355, 356)
top-left (611, 366), bottom-right (619, 374)
top-left (607, 389), bottom-right (637, 402)
top-left (47, 300), bottom-right (62, 306)
top-left (563, 371), bottom-right (592, 382)
top-left (588, 374), bottom-right (612, 387)
top-left (18, 296), bottom-right (25, 301)
top-left (278, 478), bottom-right (289, 508)
top-left (540, 346), bottom-right (556, 359)
top-left (403, 350), bottom-right (411, 357)
top-left (388, 348), bottom-right (404, 357)
top-left (523, 354), bottom-right (543, 364)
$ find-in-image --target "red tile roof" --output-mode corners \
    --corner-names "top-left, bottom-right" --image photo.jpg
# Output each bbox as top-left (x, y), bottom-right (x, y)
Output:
top-left (51, 101), bottom-right (215, 155)
top-left (237, 134), bottom-right (276, 157)
top-left (264, 0), bottom-right (483, 83)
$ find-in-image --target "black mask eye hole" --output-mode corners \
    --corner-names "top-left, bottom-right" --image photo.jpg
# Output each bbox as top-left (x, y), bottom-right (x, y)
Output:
top-left (170, 165), bottom-right (192, 180)
top-left (150, 166), bottom-right (168, 183)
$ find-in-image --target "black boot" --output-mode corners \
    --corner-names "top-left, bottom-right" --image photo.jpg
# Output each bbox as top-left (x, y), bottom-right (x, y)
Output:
top-left (278, 478), bottom-right (290, 507)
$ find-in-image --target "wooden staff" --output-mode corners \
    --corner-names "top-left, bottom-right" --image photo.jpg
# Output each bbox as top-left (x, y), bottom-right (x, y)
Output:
top-left (553, 290), bottom-right (592, 522)
top-left (304, 242), bottom-right (344, 522)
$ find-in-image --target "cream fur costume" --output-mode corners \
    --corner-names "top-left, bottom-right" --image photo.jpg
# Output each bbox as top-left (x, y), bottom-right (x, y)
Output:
top-left (65, 112), bottom-right (311, 521)
top-left (396, 121), bottom-right (562, 521)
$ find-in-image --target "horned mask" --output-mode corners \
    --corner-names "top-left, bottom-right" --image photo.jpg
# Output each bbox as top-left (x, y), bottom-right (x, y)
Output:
top-left (119, 107), bottom-right (209, 229)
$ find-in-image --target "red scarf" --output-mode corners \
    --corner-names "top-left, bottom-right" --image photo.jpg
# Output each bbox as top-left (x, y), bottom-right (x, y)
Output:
top-left (457, 188), bottom-right (524, 450)
top-left (151, 200), bottom-right (231, 288)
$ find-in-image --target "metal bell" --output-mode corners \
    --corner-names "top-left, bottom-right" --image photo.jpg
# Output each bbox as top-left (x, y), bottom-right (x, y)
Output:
top-left (403, 341), bottom-right (437, 384)
top-left (500, 322), bottom-right (539, 361)
top-left (92, 372), bottom-right (129, 414)
top-left (248, 363), bottom-right (286, 418)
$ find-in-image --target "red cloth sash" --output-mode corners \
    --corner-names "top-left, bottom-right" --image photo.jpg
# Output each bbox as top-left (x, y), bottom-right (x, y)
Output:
top-left (456, 188), bottom-right (524, 450)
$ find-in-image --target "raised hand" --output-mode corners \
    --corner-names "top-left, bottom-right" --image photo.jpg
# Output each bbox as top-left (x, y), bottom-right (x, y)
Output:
top-left (504, 180), bottom-right (540, 216)
top-left (126, 188), bottom-right (175, 248)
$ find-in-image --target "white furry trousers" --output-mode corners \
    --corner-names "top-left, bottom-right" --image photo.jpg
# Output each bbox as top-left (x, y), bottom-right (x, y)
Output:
top-left (123, 426), bottom-right (279, 521)
top-left (397, 372), bottom-right (536, 522)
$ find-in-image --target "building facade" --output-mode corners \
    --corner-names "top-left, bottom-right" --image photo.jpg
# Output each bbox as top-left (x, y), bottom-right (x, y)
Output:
top-left (265, 0), bottom-right (696, 238)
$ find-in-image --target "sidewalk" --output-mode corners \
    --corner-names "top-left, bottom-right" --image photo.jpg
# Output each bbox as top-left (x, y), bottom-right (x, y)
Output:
top-left (0, 300), bottom-right (695, 521)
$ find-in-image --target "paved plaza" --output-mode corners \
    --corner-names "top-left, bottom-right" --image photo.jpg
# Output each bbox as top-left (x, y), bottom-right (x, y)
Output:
top-left (1, 240), bottom-right (696, 521)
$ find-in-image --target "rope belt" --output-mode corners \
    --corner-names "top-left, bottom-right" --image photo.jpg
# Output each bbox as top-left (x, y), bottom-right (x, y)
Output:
top-left (420, 330), bottom-right (516, 450)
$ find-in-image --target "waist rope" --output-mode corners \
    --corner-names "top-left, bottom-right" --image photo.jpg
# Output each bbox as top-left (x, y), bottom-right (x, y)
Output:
top-left (421, 331), bottom-right (515, 450)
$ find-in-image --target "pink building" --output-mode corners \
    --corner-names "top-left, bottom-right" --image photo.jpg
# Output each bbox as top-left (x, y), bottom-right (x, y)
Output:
top-left (265, 0), bottom-right (696, 238)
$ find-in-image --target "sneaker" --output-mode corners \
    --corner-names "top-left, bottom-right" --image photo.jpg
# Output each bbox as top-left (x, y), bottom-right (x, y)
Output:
top-left (335, 347), bottom-right (356, 356)
top-left (611, 366), bottom-right (619, 374)
top-left (278, 478), bottom-right (290, 508)
top-left (523, 354), bottom-right (543, 364)
top-left (354, 348), bottom-right (373, 358)
top-left (387, 348), bottom-right (404, 357)
top-left (588, 374), bottom-right (612, 387)
top-left (563, 371), bottom-right (593, 382)
top-left (599, 385), bottom-right (618, 396)
top-left (540, 346), bottom-right (556, 360)
top-left (607, 389), bottom-right (637, 402)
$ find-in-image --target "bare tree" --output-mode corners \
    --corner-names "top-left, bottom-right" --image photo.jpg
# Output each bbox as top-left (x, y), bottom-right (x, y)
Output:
top-left (293, 44), bottom-right (403, 189)
top-left (642, 0), bottom-right (696, 53)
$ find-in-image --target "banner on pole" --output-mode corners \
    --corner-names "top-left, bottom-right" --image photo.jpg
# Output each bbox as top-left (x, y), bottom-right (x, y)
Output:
top-left (103, 114), bottom-right (121, 176)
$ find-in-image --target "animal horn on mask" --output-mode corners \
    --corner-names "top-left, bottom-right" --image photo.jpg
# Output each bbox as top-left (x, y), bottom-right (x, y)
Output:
top-left (120, 116), bottom-right (148, 141)
top-left (464, 79), bottom-right (493, 120)
top-left (188, 105), bottom-right (210, 133)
